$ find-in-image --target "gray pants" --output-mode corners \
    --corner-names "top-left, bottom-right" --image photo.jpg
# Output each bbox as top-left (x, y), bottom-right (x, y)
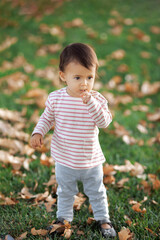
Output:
top-left (55, 162), bottom-right (110, 222)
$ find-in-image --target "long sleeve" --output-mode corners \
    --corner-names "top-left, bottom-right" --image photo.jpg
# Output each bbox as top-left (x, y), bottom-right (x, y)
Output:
top-left (86, 94), bottom-right (112, 128)
top-left (32, 94), bottom-right (55, 137)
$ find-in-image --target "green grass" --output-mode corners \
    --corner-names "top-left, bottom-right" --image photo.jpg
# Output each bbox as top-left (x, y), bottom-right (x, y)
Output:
top-left (0, 0), bottom-right (160, 239)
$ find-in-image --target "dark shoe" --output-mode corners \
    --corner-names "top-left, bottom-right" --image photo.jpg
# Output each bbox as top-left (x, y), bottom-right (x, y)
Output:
top-left (98, 221), bottom-right (116, 239)
top-left (47, 217), bottom-right (67, 237)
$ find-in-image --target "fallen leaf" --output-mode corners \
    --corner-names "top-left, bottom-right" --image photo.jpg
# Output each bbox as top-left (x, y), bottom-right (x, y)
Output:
top-left (73, 193), bottom-right (86, 210)
top-left (87, 217), bottom-right (96, 225)
top-left (50, 224), bottom-right (65, 234)
top-left (145, 227), bottom-right (158, 236)
top-left (0, 120), bottom-right (29, 142)
top-left (122, 135), bottom-right (137, 145)
top-left (132, 203), bottom-right (146, 213)
top-left (111, 49), bottom-right (126, 60)
top-left (118, 227), bottom-right (134, 240)
top-left (0, 150), bottom-right (25, 170)
top-left (0, 36), bottom-right (18, 52)
top-left (103, 175), bottom-right (115, 184)
top-left (111, 25), bottom-right (123, 36)
top-left (150, 26), bottom-right (160, 34)
top-left (77, 230), bottom-right (85, 235)
top-left (16, 231), bottom-right (27, 239)
top-left (64, 18), bottom-right (84, 28)
top-left (40, 153), bottom-right (54, 167)
top-left (147, 110), bottom-right (160, 122)
top-left (140, 51), bottom-right (151, 59)
top-left (148, 174), bottom-right (160, 190)
top-left (0, 109), bottom-right (26, 123)
top-left (140, 81), bottom-right (160, 96)
top-left (31, 228), bottom-right (48, 236)
top-left (103, 163), bottom-right (116, 175)
top-left (117, 178), bottom-right (129, 188)
top-left (43, 175), bottom-right (57, 187)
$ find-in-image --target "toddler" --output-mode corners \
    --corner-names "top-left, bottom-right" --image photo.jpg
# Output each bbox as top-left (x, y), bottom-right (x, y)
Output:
top-left (30, 43), bottom-right (116, 238)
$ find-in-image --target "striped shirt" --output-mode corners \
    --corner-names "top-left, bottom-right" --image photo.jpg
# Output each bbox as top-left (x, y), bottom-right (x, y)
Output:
top-left (32, 87), bottom-right (112, 169)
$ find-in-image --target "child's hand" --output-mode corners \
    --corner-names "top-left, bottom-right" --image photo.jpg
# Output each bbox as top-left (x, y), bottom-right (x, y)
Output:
top-left (30, 133), bottom-right (43, 149)
top-left (80, 90), bottom-right (91, 104)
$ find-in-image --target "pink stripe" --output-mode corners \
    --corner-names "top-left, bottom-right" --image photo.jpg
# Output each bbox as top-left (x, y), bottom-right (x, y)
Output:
top-left (51, 150), bottom-right (102, 163)
top-left (56, 116), bottom-right (94, 123)
top-left (54, 160), bottom-right (103, 169)
top-left (52, 148), bottom-right (100, 160)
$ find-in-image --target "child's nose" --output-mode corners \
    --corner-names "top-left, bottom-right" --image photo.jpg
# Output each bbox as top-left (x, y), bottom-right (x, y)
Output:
top-left (81, 79), bottom-right (87, 86)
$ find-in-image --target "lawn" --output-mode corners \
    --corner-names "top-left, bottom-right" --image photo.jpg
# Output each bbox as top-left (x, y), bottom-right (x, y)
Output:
top-left (0, 0), bottom-right (160, 239)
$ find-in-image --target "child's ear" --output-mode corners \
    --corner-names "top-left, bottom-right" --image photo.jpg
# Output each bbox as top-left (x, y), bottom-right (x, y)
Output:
top-left (59, 71), bottom-right (66, 82)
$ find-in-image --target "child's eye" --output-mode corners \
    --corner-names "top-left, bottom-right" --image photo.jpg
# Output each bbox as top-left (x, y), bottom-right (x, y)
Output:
top-left (88, 76), bottom-right (93, 80)
top-left (75, 77), bottom-right (80, 80)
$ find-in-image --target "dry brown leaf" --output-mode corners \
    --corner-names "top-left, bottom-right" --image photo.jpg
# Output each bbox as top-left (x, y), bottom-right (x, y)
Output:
top-left (64, 18), bottom-right (84, 28)
top-left (77, 230), bottom-right (85, 235)
top-left (111, 25), bottom-right (123, 36)
top-left (0, 150), bottom-right (25, 170)
top-left (0, 197), bottom-right (18, 206)
top-left (0, 138), bottom-right (24, 154)
top-left (107, 76), bottom-right (122, 89)
top-left (103, 175), bottom-right (115, 185)
top-left (1, 72), bottom-right (28, 94)
top-left (50, 224), bottom-right (65, 234)
top-left (0, 109), bottom-right (26, 123)
top-left (132, 203), bottom-right (146, 213)
top-left (147, 132), bottom-right (160, 146)
top-left (145, 227), bottom-right (158, 237)
top-left (111, 49), bottom-right (126, 60)
top-left (123, 18), bottom-right (134, 26)
top-left (40, 153), bottom-right (54, 167)
top-left (16, 231), bottom-right (28, 239)
top-left (103, 163), bottom-right (116, 175)
top-left (113, 122), bottom-right (129, 137)
top-left (148, 174), bottom-right (160, 190)
top-left (117, 64), bottom-right (129, 73)
top-left (130, 27), bottom-right (150, 42)
top-left (43, 175), bottom-right (57, 187)
top-left (124, 215), bottom-right (132, 226)
top-left (0, 120), bottom-right (29, 142)
top-left (147, 111), bottom-right (160, 122)
top-left (140, 180), bottom-right (151, 194)
top-left (35, 66), bottom-right (60, 87)
top-left (31, 228), bottom-right (48, 236)
top-left (117, 178), bottom-right (129, 188)
top-left (0, 36), bottom-right (18, 52)
top-left (150, 26), bottom-right (160, 34)
top-left (37, 44), bottom-right (62, 56)
top-left (118, 227), bottom-right (134, 240)
top-left (44, 200), bottom-right (56, 212)
top-left (73, 193), bottom-right (86, 210)
top-left (114, 160), bottom-right (146, 178)
top-left (122, 135), bottom-right (137, 145)
top-left (20, 187), bottom-right (35, 199)
top-left (140, 81), bottom-right (160, 96)
top-left (124, 82), bottom-right (139, 94)
top-left (132, 105), bottom-right (149, 112)
top-left (136, 124), bottom-right (148, 134)
top-left (140, 51), bottom-right (151, 59)
top-left (130, 162), bottom-right (146, 178)
top-left (87, 217), bottom-right (96, 225)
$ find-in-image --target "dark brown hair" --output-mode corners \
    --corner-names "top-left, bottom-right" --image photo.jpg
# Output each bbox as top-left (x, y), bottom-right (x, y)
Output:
top-left (59, 43), bottom-right (99, 72)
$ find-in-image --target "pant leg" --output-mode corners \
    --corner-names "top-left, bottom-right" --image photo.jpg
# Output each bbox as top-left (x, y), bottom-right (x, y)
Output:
top-left (81, 164), bottom-right (110, 222)
top-left (55, 163), bottom-right (79, 222)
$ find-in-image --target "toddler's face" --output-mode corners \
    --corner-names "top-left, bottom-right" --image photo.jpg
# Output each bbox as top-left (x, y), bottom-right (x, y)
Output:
top-left (59, 61), bottom-right (96, 98)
